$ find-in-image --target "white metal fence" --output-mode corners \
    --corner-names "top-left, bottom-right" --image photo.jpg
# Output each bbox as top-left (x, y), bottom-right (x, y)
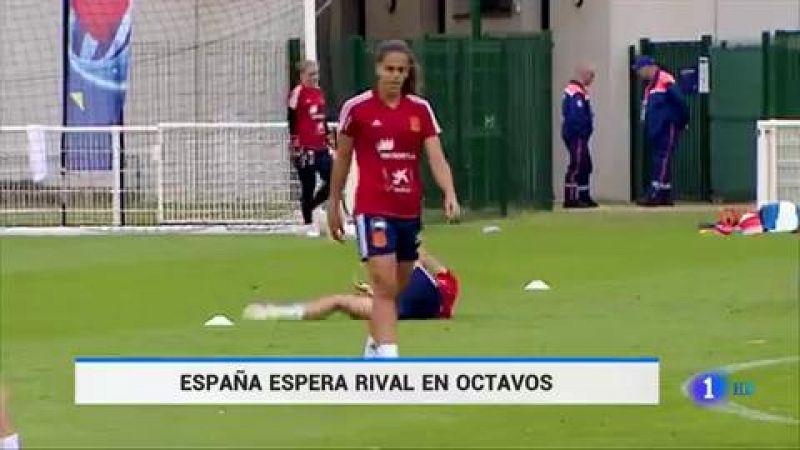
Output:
top-left (757, 120), bottom-right (800, 206)
top-left (0, 123), bottom-right (301, 232)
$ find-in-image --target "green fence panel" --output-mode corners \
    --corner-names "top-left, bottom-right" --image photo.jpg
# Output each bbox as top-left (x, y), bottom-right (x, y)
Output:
top-left (709, 44), bottom-right (761, 202)
top-left (633, 36), bottom-right (711, 201)
top-left (504, 34), bottom-right (552, 209)
top-left (411, 37), bottom-right (466, 208)
top-left (767, 31), bottom-right (800, 118)
top-left (709, 121), bottom-right (757, 201)
top-left (629, 45), bottom-right (645, 201)
top-left (351, 35), bottom-right (372, 93)
top-left (318, 35), bottom-right (368, 119)
top-left (463, 38), bottom-right (508, 211)
top-left (711, 46), bottom-right (763, 119)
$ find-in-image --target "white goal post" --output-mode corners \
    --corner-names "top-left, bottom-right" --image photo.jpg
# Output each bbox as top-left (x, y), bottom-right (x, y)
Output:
top-left (757, 120), bottom-right (800, 207)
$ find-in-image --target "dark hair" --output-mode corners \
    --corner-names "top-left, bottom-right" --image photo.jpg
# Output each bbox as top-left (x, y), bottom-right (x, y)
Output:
top-left (374, 40), bottom-right (420, 95)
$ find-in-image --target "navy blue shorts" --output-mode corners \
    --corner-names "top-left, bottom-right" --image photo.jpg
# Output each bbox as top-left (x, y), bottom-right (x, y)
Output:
top-left (397, 266), bottom-right (442, 320)
top-left (355, 214), bottom-right (421, 262)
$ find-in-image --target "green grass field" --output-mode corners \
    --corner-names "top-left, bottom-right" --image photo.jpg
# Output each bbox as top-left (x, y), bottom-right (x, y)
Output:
top-left (1, 210), bottom-right (798, 448)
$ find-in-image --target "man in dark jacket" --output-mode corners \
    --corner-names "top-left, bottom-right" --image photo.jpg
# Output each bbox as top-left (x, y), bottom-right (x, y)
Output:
top-left (633, 56), bottom-right (690, 207)
top-left (561, 65), bottom-right (596, 208)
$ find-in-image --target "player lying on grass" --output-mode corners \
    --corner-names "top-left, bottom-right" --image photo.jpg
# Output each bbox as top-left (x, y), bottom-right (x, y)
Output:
top-left (242, 248), bottom-right (459, 321)
top-left (698, 201), bottom-right (799, 236)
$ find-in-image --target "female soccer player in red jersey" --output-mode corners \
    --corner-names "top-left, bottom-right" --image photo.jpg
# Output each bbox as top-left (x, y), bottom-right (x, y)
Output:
top-left (287, 60), bottom-right (332, 236)
top-left (327, 40), bottom-right (460, 358)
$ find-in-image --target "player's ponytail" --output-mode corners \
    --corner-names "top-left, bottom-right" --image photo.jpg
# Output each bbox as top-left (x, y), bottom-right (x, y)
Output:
top-left (375, 40), bottom-right (421, 95)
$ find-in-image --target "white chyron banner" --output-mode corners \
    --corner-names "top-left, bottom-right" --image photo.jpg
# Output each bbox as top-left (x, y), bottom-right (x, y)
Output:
top-left (74, 357), bottom-right (659, 405)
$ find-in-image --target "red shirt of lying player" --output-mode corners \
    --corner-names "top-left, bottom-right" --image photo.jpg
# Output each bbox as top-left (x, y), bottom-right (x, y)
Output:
top-left (434, 269), bottom-right (460, 319)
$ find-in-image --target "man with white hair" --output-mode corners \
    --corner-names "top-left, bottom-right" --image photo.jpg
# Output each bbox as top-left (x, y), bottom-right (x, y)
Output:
top-left (561, 65), bottom-right (597, 208)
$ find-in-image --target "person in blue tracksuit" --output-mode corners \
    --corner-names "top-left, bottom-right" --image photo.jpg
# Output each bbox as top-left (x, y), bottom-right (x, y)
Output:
top-left (561, 65), bottom-right (597, 208)
top-left (633, 56), bottom-right (690, 206)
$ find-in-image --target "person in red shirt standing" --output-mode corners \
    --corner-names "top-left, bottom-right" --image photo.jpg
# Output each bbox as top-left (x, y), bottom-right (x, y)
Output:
top-left (288, 60), bottom-right (331, 234)
top-left (327, 40), bottom-right (460, 358)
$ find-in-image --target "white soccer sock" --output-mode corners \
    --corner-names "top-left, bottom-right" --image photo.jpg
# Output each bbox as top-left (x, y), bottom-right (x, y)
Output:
top-left (363, 335), bottom-right (377, 358)
top-left (280, 304), bottom-right (306, 320)
top-left (374, 343), bottom-right (399, 358)
top-left (244, 303), bottom-right (304, 321)
top-left (1, 433), bottom-right (20, 450)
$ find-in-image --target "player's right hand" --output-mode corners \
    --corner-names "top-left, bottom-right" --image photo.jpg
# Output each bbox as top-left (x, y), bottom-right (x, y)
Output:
top-left (353, 281), bottom-right (374, 296)
top-left (327, 201), bottom-right (345, 242)
top-left (289, 135), bottom-right (301, 157)
top-left (444, 193), bottom-right (461, 223)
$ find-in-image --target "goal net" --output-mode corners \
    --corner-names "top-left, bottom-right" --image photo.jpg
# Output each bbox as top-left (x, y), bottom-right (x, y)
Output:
top-left (158, 123), bottom-right (297, 225)
top-left (0, 123), bottom-right (305, 232)
top-left (757, 120), bottom-right (800, 206)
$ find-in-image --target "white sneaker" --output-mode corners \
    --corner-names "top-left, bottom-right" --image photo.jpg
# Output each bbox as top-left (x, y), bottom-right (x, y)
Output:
top-left (305, 225), bottom-right (321, 238)
top-left (313, 209), bottom-right (327, 237)
top-left (296, 223), bottom-right (320, 238)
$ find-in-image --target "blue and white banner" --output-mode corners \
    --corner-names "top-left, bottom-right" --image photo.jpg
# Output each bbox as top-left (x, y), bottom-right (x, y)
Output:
top-left (63, 0), bottom-right (134, 170)
top-left (74, 357), bottom-right (660, 405)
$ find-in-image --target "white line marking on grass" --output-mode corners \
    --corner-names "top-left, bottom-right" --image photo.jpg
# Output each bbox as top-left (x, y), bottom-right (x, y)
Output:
top-left (681, 355), bottom-right (800, 425)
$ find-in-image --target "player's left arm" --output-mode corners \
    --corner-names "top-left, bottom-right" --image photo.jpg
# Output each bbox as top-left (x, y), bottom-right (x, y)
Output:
top-left (353, 280), bottom-right (374, 296)
top-left (666, 83), bottom-right (690, 129)
top-left (418, 99), bottom-right (460, 220)
top-left (417, 247), bottom-right (448, 275)
top-left (424, 137), bottom-right (460, 220)
top-left (287, 86), bottom-right (301, 152)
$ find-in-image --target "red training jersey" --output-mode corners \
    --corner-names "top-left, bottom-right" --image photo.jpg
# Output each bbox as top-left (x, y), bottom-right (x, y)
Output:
top-left (287, 84), bottom-right (327, 149)
top-left (436, 270), bottom-right (460, 319)
top-left (338, 89), bottom-right (441, 218)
